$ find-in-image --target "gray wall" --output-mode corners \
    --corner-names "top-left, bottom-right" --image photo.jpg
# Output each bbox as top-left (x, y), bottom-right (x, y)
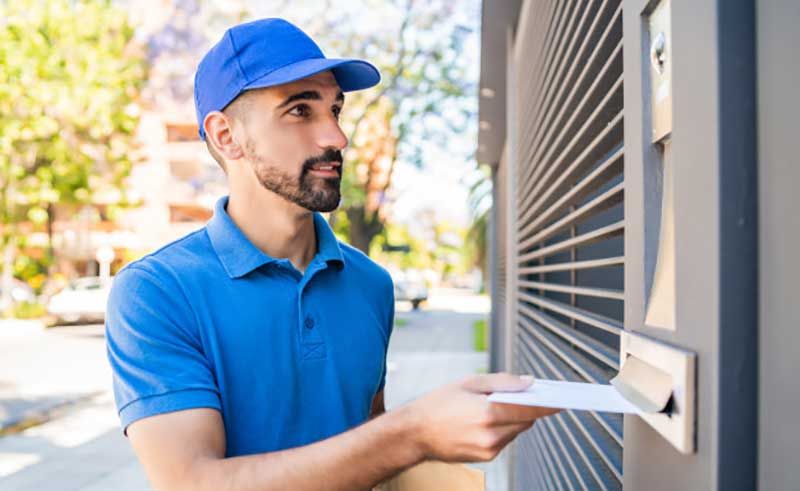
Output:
top-left (624, 0), bottom-right (761, 488)
top-left (623, 1), bottom-right (723, 487)
top-left (757, 0), bottom-right (800, 489)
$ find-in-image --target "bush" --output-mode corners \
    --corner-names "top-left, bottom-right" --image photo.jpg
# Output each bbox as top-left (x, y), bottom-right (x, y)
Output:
top-left (12, 301), bottom-right (47, 319)
top-left (473, 319), bottom-right (487, 352)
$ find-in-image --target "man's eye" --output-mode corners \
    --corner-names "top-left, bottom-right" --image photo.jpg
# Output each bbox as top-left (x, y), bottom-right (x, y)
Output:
top-left (288, 104), bottom-right (310, 117)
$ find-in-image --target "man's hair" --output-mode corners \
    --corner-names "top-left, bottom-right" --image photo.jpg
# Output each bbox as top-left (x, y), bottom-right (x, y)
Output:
top-left (204, 91), bottom-right (255, 173)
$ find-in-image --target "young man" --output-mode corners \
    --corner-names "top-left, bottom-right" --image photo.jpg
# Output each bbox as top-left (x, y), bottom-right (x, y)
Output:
top-left (106, 18), bottom-right (556, 491)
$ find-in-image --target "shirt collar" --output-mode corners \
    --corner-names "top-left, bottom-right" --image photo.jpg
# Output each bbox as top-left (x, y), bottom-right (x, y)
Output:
top-left (206, 196), bottom-right (345, 279)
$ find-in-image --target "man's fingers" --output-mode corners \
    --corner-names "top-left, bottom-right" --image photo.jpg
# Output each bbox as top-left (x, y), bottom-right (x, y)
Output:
top-left (461, 372), bottom-right (534, 394)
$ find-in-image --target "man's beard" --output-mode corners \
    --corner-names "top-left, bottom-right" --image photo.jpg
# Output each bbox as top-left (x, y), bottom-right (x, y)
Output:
top-left (245, 141), bottom-right (343, 213)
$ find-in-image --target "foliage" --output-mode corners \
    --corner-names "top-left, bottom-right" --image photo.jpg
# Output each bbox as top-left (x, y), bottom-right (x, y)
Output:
top-left (473, 318), bottom-right (487, 352)
top-left (12, 301), bottom-right (47, 320)
top-left (0, 0), bottom-right (147, 308)
top-left (278, 0), bottom-right (481, 252)
top-left (0, 0), bottom-right (147, 225)
top-left (464, 163), bottom-right (492, 281)
top-left (369, 218), bottom-right (472, 280)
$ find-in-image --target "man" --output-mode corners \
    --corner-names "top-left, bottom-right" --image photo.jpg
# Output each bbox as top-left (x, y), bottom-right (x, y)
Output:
top-left (106, 18), bottom-right (556, 491)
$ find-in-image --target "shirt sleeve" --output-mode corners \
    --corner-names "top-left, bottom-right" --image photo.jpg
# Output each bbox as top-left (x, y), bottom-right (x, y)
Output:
top-left (105, 264), bottom-right (221, 435)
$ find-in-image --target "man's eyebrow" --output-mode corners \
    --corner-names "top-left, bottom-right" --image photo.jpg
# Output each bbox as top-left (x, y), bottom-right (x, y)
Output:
top-left (275, 90), bottom-right (345, 110)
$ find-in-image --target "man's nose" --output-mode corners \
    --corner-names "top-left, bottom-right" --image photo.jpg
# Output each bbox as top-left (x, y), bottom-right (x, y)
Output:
top-left (317, 118), bottom-right (348, 151)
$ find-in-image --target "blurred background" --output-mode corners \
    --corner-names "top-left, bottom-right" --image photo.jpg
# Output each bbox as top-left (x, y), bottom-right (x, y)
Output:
top-left (0, 0), bottom-right (501, 489)
top-left (0, 0), bottom-right (490, 319)
top-left (5, 1), bottom-right (796, 490)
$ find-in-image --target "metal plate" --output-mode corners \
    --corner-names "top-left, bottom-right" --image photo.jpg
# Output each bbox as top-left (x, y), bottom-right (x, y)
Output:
top-left (620, 330), bottom-right (696, 454)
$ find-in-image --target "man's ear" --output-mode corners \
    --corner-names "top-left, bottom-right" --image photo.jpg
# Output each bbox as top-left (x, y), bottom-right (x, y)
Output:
top-left (204, 111), bottom-right (245, 162)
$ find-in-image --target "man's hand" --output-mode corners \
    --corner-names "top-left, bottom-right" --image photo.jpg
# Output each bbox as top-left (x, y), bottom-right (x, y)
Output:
top-left (125, 373), bottom-right (555, 491)
top-left (403, 372), bottom-right (559, 462)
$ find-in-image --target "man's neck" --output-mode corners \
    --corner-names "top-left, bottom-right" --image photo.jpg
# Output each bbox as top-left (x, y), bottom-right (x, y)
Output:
top-left (226, 190), bottom-right (317, 274)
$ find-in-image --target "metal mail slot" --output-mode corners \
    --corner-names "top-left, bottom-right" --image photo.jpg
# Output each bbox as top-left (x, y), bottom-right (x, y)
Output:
top-left (616, 331), bottom-right (697, 454)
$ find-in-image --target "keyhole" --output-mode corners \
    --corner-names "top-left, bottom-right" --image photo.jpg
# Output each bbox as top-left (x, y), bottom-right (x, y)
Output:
top-left (650, 31), bottom-right (667, 74)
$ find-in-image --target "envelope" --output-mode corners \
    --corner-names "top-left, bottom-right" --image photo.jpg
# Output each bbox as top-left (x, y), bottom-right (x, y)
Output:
top-left (374, 461), bottom-right (485, 491)
top-left (487, 355), bottom-right (674, 415)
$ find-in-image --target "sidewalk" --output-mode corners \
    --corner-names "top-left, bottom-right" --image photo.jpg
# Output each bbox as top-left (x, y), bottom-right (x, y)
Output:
top-left (0, 321), bottom-right (111, 434)
top-left (385, 290), bottom-right (509, 491)
top-left (0, 392), bottom-right (147, 491)
top-left (0, 289), bottom-right (505, 490)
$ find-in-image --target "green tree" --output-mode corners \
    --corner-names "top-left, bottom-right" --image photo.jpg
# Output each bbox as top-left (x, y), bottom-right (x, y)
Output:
top-left (277, 0), bottom-right (480, 253)
top-left (0, 0), bottom-right (147, 312)
top-left (465, 163), bottom-right (492, 286)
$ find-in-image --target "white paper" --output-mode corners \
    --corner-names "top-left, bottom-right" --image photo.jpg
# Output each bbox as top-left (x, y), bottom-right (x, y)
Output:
top-left (488, 379), bottom-right (642, 414)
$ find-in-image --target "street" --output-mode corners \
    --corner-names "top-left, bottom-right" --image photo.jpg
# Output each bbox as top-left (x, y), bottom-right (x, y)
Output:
top-left (0, 288), bottom-right (505, 490)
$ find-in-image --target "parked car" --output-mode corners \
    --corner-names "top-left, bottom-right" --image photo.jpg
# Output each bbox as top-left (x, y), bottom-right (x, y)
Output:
top-left (46, 276), bottom-right (112, 325)
top-left (0, 278), bottom-right (36, 311)
top-left (391, 269), bottom-right (429, 310)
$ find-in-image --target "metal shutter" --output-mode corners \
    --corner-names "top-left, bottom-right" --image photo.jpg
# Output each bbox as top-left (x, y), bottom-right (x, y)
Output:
top-left (511, 1), bottom-right (624, 489)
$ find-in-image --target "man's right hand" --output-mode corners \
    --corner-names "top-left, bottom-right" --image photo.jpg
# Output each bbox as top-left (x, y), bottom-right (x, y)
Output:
top-left (124, 372), bottom-right (557, 491)
top-left (401, 372), bottom-right (559, 462)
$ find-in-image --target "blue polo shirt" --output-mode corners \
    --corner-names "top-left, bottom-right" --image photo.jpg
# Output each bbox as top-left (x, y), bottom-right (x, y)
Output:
top-left (105, 196), bottom-right (394, 456)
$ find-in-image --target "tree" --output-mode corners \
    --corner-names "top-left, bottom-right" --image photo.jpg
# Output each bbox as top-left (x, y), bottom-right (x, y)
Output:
top-left (465, 163), bottom-right (492, 286)
top-left (0, 0), bottom-right (147, 312)
top-left (279, 0), bottom-right (480, 253)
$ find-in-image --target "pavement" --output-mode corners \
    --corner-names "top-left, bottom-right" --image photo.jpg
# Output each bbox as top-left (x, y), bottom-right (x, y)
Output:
top-left (0, 321), bottom-right (112, 433)
top-left (0, 288), bottom-right (506, 490)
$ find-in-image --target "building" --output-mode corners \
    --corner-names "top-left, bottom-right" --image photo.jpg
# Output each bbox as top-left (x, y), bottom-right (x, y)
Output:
top-left (479, 1), bottom-right (798, 489)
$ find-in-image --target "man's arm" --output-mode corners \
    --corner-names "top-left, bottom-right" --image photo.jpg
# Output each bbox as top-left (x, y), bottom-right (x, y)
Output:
top-left (128, 373), bottom-right (557, 491)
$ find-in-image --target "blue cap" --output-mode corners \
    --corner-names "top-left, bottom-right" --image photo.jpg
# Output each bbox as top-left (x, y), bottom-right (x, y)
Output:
top-left (194, 18), bottom-right (381, 140)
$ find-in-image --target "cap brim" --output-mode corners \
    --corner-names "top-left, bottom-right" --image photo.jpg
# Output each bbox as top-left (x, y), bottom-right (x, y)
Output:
top-left (242, 57), bottom-right (381, 93)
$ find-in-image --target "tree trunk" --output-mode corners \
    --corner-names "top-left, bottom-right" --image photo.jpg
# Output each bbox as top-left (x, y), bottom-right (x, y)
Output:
top-left (346, 206), bottom-right (384, 255)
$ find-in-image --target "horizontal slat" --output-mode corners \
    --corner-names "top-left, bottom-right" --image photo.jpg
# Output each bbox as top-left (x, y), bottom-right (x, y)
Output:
top-left (519, 220), bottom-right (624, 263)
top-left (518, 289), bottom-right (623, 335)
top-left (518, 256), bottom-right (624, 275)
top-left (519, 1), bottom-right (589, 158)
top-left (518, 301), bottom-right (619, 369)
top-left (519, 147), bottom-right (624, 242)
top-left (518, 1), bottom-right (570, 152)
top-left (539, 417), bottom-right (595, 491)
top-left (519, 46), bottom-right (623, 216)
top-left (518, 6), bottom-right (623, 209)
top-left (509, 1), bottom-right (625, 489)
top-left (519, 0), bottom-right (619, 179)
top-left (520, 182), bottom-right (624, 250)
top-left (550, 417), bottom-right (613, 491)
top-left (518, 313), bottom-right (607, 383)
top-left (519, 280), bottom-right (624, 300)
top-left (518, 337), bottom-right (620, 485)
top-left (518, 84), bottom-right (624, 228)
top-left (533, 425), bottom-right (570, 491)
top-left (518, 331), bottom-right (623, 480)
top-left (518, 328), bottom-right (624, 447)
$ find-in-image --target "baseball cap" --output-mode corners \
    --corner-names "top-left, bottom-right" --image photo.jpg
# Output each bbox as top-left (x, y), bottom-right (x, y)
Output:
top-left (194, 18), bottom-right (381, 140)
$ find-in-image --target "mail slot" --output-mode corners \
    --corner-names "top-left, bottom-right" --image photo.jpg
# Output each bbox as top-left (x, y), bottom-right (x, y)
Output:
top-left (617, 331), bottom-right (697, 454)
top-left (489, 331), bottom-right (697, 454)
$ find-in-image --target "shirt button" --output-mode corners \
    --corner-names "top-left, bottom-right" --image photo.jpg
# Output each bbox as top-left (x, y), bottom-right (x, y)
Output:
top-left (304, 317), bottom-right (315, 329)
